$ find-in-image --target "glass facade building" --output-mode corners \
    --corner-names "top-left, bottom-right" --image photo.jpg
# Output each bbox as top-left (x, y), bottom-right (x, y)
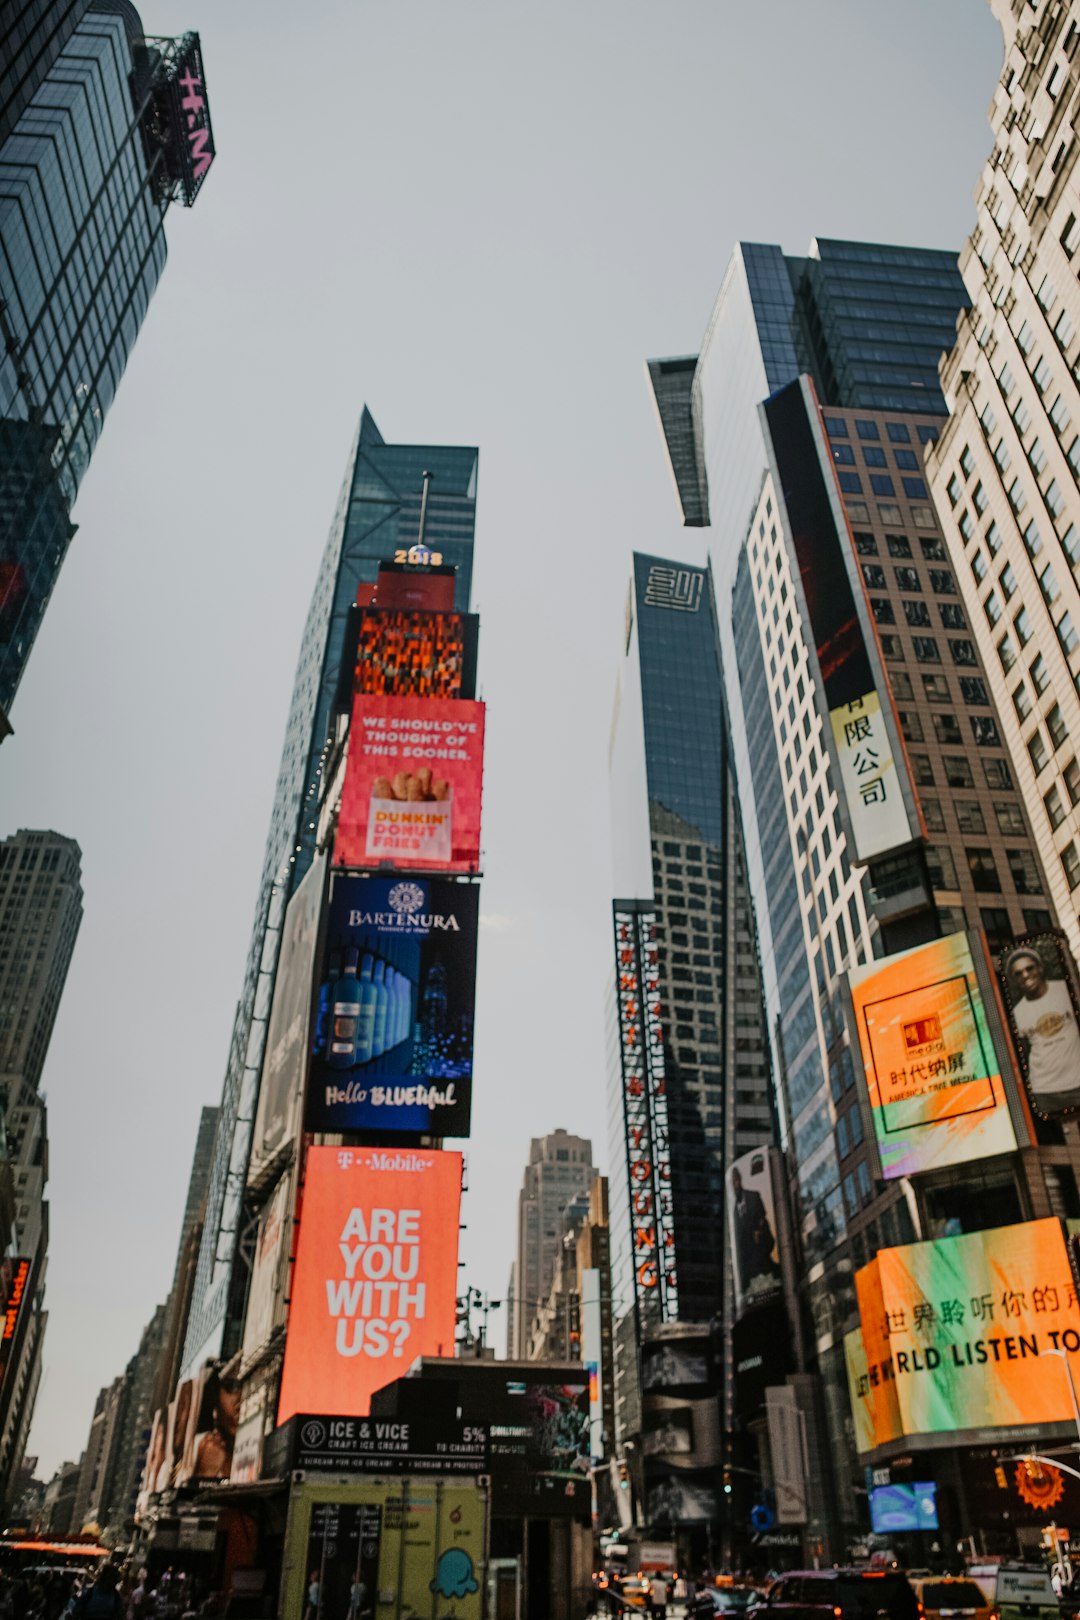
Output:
top-left (0, 0), bottom-right (90, 143)
top-left (0, 0), bottom-right (213, 727)
top-left (180, 409), bottom-right (478, 1377)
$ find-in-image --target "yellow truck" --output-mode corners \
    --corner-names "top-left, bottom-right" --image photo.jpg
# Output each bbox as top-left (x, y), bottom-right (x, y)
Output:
top-left (281, 1476), bottom-right (489, 1620)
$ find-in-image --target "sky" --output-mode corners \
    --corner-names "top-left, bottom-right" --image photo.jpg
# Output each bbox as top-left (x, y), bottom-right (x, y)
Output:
top-left (0, 0), bottom-right (1004, 1478)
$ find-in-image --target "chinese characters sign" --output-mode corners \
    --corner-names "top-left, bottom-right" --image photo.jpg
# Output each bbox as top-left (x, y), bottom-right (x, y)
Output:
top-left (848, 932), bottom-right (1016, 1179)
top-left (613, 908), bottom-right (678, 1323)
top-left (830, 690), bottom-right (911, 860)
top-left (845, 1218), bottom-right (1080, 1453)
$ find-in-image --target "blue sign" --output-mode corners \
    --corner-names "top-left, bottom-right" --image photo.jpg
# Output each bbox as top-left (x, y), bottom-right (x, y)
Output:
top-left (869, 1481), bottom-right (939, 1534)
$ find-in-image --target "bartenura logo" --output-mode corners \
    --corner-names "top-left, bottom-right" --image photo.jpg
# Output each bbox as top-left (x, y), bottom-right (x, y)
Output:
top-left (389, 881), bottom-right (425, 915)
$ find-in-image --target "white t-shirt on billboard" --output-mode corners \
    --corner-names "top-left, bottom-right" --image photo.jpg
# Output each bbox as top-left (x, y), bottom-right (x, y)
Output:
top-left (1013, 979), bottom-right (1080, 1095)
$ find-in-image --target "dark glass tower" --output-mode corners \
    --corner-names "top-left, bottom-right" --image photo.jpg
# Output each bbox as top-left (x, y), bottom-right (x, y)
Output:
top-left (0, 0), bottom-right (90, 142)
top-left (0, 1), bottom-right (215, 730)
top-left (180, 410), bottom-right (479, 1377)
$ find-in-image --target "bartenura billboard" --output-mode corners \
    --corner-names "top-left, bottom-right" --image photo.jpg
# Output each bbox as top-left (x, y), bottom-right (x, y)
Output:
top-left (845, 1217), bottom-right (1080, 1455)
top-left (335, 695), bottom-right (484, 873)
top-left (277, 1146), bottom-right (462, 1423)
top-left (847, 931), bottom-right (1016, 1180)
top-left (306, 873), bottom-right (476, 1138)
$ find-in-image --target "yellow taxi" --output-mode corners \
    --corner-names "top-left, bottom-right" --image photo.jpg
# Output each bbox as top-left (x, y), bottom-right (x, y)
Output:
top-left (911, 1576), bottom-right (994, 1620)
top-left (619, 1577), bottom-right (653, 1611)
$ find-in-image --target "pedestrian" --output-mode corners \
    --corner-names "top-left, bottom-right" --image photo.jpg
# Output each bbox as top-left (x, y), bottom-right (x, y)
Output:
top-left (302, 1571), bottom-right (321, 1620)
top-left (650, 1576), bottom-right (668, 1620)
top-left (75, 1569), bottom-right (124, 1620)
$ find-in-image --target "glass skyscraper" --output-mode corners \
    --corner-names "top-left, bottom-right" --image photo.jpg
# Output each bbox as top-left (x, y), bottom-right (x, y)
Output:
top-left (180, 409), bottom-right (479, 1377)
top-left (0, 0), bottom-right (215, 729)
top-left (0, 0), bottom-right (90, 142)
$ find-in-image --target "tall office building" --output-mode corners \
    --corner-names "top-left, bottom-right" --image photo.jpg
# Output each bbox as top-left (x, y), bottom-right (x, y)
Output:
top-left (510, 1130), bottom-right (596, 1358)
top-left (0, 0), bottom-right (215, 730)
top-left (181, 412), bottom-right (478, 1379)
top-left (650, 235), bottom-right (1080, 1557)
top-left (924, 1), bottom-right (1080, 964)
top-left (607, 550), bottom-right (773, 1538)
top-left (0, 0), bottom-right (89, 142)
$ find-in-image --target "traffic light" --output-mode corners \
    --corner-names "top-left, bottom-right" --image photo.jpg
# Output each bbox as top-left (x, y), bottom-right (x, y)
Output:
top-left (723, 1469), bottom-right (733, 1496)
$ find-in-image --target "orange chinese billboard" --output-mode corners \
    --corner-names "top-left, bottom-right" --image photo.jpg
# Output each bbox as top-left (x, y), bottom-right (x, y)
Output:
top-left (278, 1146), bottom-right (462, 1423)
top-left (845, 1218), bottom-right (1080, 1454)
top-left (335, 696), bottom-right (484, 873)
top-left (847, 931), bottom-right (1016, 1179)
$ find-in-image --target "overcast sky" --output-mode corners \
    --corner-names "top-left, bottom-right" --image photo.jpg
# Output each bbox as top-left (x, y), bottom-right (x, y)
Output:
top-left (1, 0), bottom-right (1003, 1478)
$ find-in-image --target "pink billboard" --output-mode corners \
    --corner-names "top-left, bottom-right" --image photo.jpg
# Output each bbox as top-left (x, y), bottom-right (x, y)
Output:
top-left (335, 695), bottom-right (484, 873)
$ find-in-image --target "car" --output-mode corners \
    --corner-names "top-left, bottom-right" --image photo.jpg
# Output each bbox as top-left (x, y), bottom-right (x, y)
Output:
top-left (977, 1567), bottom-right (1060, 1620)
top-left (911, 1576), bottom-right (993, 1620)
top-left (747, 1569), bottom-right (920, 1620)
top-left (619, 1577), bottom-right (653, 1611)
top-left (692, 1589), bottom-right (762, 1619)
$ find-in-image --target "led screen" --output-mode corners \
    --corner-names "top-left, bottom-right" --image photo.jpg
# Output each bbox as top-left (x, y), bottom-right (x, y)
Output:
top-left (728, 1146), bottom-right (783, 1316)
top-left (305, 873), bottom-right (476, 1138)
top-left (353, 608), bottom-right (475, 700)
top-left (869, 1482), bottom-right (939, 1534)
top-left (277, 1146), bottom-right (462, 1422)
top-left (846, 1217), bottom-right (1080, 1453)
top-left (848, 931), bottom-right (1016, 1179)
top-left (997, 931), bottom-right (1080, 1120)
top-left (335, 696), bottom-right (484, 873)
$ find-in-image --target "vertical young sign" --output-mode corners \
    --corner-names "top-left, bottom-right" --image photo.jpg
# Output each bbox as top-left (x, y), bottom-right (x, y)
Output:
top-left (278, 1146), bottom-right (462, 1422)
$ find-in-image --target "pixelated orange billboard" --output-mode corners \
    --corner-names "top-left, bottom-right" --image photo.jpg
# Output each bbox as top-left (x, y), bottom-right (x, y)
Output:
top-left (845, 1217), bottom-right (1080, 1454)
top-left (848, 932), bottom-right (1016, 1179)
top-left (278, 1146), bottom-right (462, 1423)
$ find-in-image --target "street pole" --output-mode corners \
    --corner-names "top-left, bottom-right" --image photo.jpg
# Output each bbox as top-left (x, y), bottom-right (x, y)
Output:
top-left (1045, 1347), bottom-right (1080, 1448)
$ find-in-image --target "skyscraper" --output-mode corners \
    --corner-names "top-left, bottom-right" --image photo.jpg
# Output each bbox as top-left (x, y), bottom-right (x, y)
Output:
top-left (649, 234), bottom-right (1080, 1556)
top-left (510, 1129), bottom-right (596, 1358)
top-left (0, 0), bottom-right (215, 730)
top-left (607, 550), bottom-right (773, 1538)
top-left (924, 1), bottom-right (1080, 964)
top-left (0, 0), bottom-right (89, 142)
top-left (180, 411), bottom-right (478, 1379)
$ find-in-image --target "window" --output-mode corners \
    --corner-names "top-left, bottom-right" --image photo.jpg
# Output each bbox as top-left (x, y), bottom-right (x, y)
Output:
top-left (880, 633), bottom-right (904, 660)
top-left (1048, 702), bottom-right (1069, 749)
top-left (904, 599), bottom-right (931, 627)
top-left (911, 753), bottom-right (935, 786)
top-left (971, 715), bottom-right (1001, 747)
top-left (1063, 842), bottom-right (1080, 891)
top-left (1038, 273), bottom-right (1058, 312)
top-left (1013, 682), bottom-right (1033, 721)
top-left (918, 425), bottom-right (939, 445)
top-left (903, 476), bottom-right (928, 498)
top-left (886, 421), bottom-right (911, 444)
top-left (832, 442), bottom-right (856, 465)
top-left (1014, 395), bottom-right (1032, 435)
top-left (1046, 782), bottom-right (1067, 828)
top-left (871, 599), bottom-right (895, 624)
top-left (926, 845), bottom-right (960, 888)
top-left (995, 438), bottom-right (1013, 473)
top-left (891, 671), bottom-right (914, 700)
top-left (1030, 437), bottom-right (1049, 474)
top-left (1029, 729), bottom-right (1050, 773)
top-left (1023, 519), bottom-right (1043, 558)
top-left (929, 568), bottom-right (956, 594)
top-left (838, 471), bottom-right (863, 494)
top-left (998, 633), bottom-right (1017, 673)
top-left (1034, 356), bottom-right (1054, 394)
top-left (932, 712), bottom-right (963, 745)
top-left (973, 482), bottom-right (989, 516)
top-left (920, 536), bottom-right (947, 561)
top-left (854, 531), bottom-right (878, 555)
top-left (950, 637), bottom-right (977, 665)
top-left (944, 756), bottom-right (974, 788)
top-left (895, 450), bottom-right (919, 471)
top-left (922, 797), bottom-right (945, 832)
top-left (960, 445), bottom-right (976, 477)
top-left (1024, 908), bottom-right (1054, 934)
top-left (947, 474), bottom-right (963, 505)
top-left (1066, 757), bottom-right (1080, 805)
top-left (985, 590), bottom-right (1003, 626)
top-left (886, 533), bottom-right (912, 557)
top-left (960, 676), bottom-right (989, 706)
top-left (984, 757), bottom-right (1014, 789)
top-left (1041, 562), bottom-right (1062, 604)
top-left (940, 602), bottom-right (966, 629)
top-left (981, 908), bottom-right (1014, 952)
top-left (913, 636), bottom-right (941, 663)
top-left (1008, 848), bottom-right (1044, 894)
top-left (863, 446), bottom-right (887, 468)
top-left (972, 549), bottom-right (988, 583)
top-left (1057, 610), bottom-right (1079, 655)
top-left (825, 415), bottom-right (848, 437)
top-left (912, 504), bottom-right (936, 528)
top-left (856, 420), bottom-right (880, 440)
top-left (1016, 606), bottom-right (1033, 644)
top-left (1069, 436), bottom-right (1080, 477)
top-left (1047, 478), bottom-right (1066, 518)
top-left (1000, 562), bottom-right (1018, 600)
top-left (871, 474), bottom-right (896, 497)
top-left (1008, 478), bottom-right (1027, 514)
top-left (980, 401), bottom-right (998, 435)
top-left (1030, 653), bottom-right (1050, 694)
top-left (995, 800), bottom-right (1026, 835)
top-left (922, 673), bottom-right (951, 704)
top-left (956, 801), bottom-right (985, 833)
top-left (967, 847), bottom-right (1002, 892)
top-left (894, 566), bottom-right (921, 592)
top-left (999, 361), bottom-right (1015, 397)
top-left (862, 563), bottom-right (886, 589)
top-left (1017, 319), bottom-right (1036, 356)
top-left (986, 519), bottom-right (1002, 555)
top-left (1065, 525), bottom-right (1080, 569)
top-left (1051, 393), bottom-right (1073, 436)
top-left (898, 710), bottom-right (923, 742)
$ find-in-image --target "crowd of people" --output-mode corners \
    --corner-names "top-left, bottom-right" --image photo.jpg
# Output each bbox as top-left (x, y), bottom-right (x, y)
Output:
top-left (0, 1563), bottom-right (220, 1620)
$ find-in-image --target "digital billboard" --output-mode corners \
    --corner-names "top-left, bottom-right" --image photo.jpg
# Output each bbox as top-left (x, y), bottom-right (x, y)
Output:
top-left (0, 1258), bottom-right (31, 1392)
top-left (277, 1146), bottom-right (462, 1423)
top-left (869, 1482), bottom-right (939, 1534)
top-left (305, 874), bottom-right (476, 1138)
top-left (847, 931), bottom-right (1016, 1179)
top-left (350, 608), bottom-right (477, 701)
top-left (249, 855), bottom-right (325, 1183)
top-left (335, 696), bottom-right (484, 873)
top-left (762, 378), bottom-right (917, 862)
top-left (728, 1146), bottom-right (783, 1316)
top-left (997, 932), bottom-right (1080, 1120)
top-left (240, 1174), bottom-right (292, 1362)
top-left (846, 1218), bottom-right (1080, 1454)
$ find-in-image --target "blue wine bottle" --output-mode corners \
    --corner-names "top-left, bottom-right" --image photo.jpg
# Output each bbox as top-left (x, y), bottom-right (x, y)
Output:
top-left (328, 947), bottom-right (362, 1068)
top-left (371, 959), bottom-right (390, 1058)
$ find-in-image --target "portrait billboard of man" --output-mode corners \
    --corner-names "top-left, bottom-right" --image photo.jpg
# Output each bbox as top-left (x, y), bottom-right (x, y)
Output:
top-left (999, 933), bottom-right (1080, 1118)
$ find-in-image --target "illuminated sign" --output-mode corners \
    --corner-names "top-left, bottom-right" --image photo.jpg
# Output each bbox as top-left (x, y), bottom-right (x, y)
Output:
top-left (335, 696), bottom-right (484, 873)
top-left (847, 931), bottom-right (1016, 1179)
top-left (277, 1146), bottom-right (462, 1423)
top-left (305, 873), bottom-right (476, 1138)
top-left (728, 1147), bottom-right (783, 1317)
top-left (613, 907), bottom-right (678, 1322)
top-left (138, 34), bottom-right (215, 207)
top-left (341, 608), bottom-right (477, 704)
top-left (997, 931), bottom-right (1080, 1120)
top-left (762, 378), bottom-right (917, 862)
top-left (845, 1218), bottom-right (1080, 1454)
top-left (0, 1258), bottom-right (31, 1390)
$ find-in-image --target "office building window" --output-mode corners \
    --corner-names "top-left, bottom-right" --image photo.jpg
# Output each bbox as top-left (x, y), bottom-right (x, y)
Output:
top-left (825, 416), bottom-right (848, 437)
top-left (1001, 563), bottom-right (1018, 600)
top-left (980, 908), bottom-right (1014, 951)
top-left (1048, 702), bottom-right (1069, 749)
top-left (998, 633), bottom-right (1017, 673)
top-left (918, 425), bottom-right (939, 445)
top-left (967, 848), bottom-right (1002, 892)
top-left (933, 712), bottom-right (963, 746)
top-left (926, 846), bottom-right (960, 889)
top-left (973, 481), bottom-right (989, 514)
top-left (862, 563), bottom-right (886, 589)
top-left (903, 476), bottom-right (928, 498)
top-left (984, 757), bottom-right (1014, 790)
top-left (940, 602), bottom-right (966, 629)
top-left (904, 599), bottom-right (931, 628)
top-left (1045, 783), bottom-right (1066, 829)
top-left (856, 420), bottom-right (880, 441)
top-left (1029, 730), bottom-right (1050, 774)
top-left (1042, 563), bottom-right (1062, 605)
top-left (960, 677), bottom-right (989, 706)
top-left (898, 711), bottom-right (923, 742)
top-left (887, 422), bottom-right (911, 444)
top-left (956, 801), bottom-right (985, 834)
top-left (1023, 519), bottom-right (1043, 558)
top-left (895, 450), bottom-right (919, 471)
top-left (986, 520), bottom-right (1001, 554)
top-left (1007, 849), bottom-right (1043, 894)
top-left (1066, 758), bottom-right (1080, 806)
top-left (832, 443), bottom-right (856, 465)
top-left (887, 534), bottom-right (912, 557)
top-left (914, 636), bottom-right (941, 663)
top-left (994, 801), bottom-right (1026, 836)
top-left (890, 672), bottom-right (914, 700)
top-left (1047, 479), bottom-right (1066, 518)
top-left (985, 591), bottom-right (1002, 626)
top-left (1016, 607), bottom-right (1033, 644)
top-left (945, 756), bottom-right (974, 788)
top-left (1062, 842), bottom-right (1080, 891)
top-left (894, 567), bottom-right (920, 592)
top-left (1058, 611), bottom-right (1079, 655)
top-left (911, 754), bottom-right (935, 786)
top-left (922, 673), bottom-right (950, 703)
top-left (971, 716), bottom-right (1001, 747)
top-left (879, 634), bottom-right (904, 660)
top-left (839, 472), bottom-right (863, 493)
top-left (1013, 683), bottom-right (1033, 722)
top-left (972, 549), bottom-right (988, 583)
top-left (871, 599), bottom-right (895, 624)
top-left (950, 638), bottom-right (977, 664)
top-left (864, 446), bottom-right (887, 468)
top-left (922, 797), bottom-right (945, 832)
top-left (921, 536), bottom-right (947, 561)
top-left (929, 569), bottom-right (956, 594)
top-left (1051, 394), bottom-right (1073, 436)
top-left (854, 532), bottom-right (878, 555)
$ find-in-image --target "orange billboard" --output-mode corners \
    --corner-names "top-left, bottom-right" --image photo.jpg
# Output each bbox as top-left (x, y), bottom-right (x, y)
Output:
top-left (847, 932), bottom-right (1016, 1179)
top-left (278, 1146), bottom-right (462, 1423)
top-left (845, 1218), bottom-right (1080, 1454)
